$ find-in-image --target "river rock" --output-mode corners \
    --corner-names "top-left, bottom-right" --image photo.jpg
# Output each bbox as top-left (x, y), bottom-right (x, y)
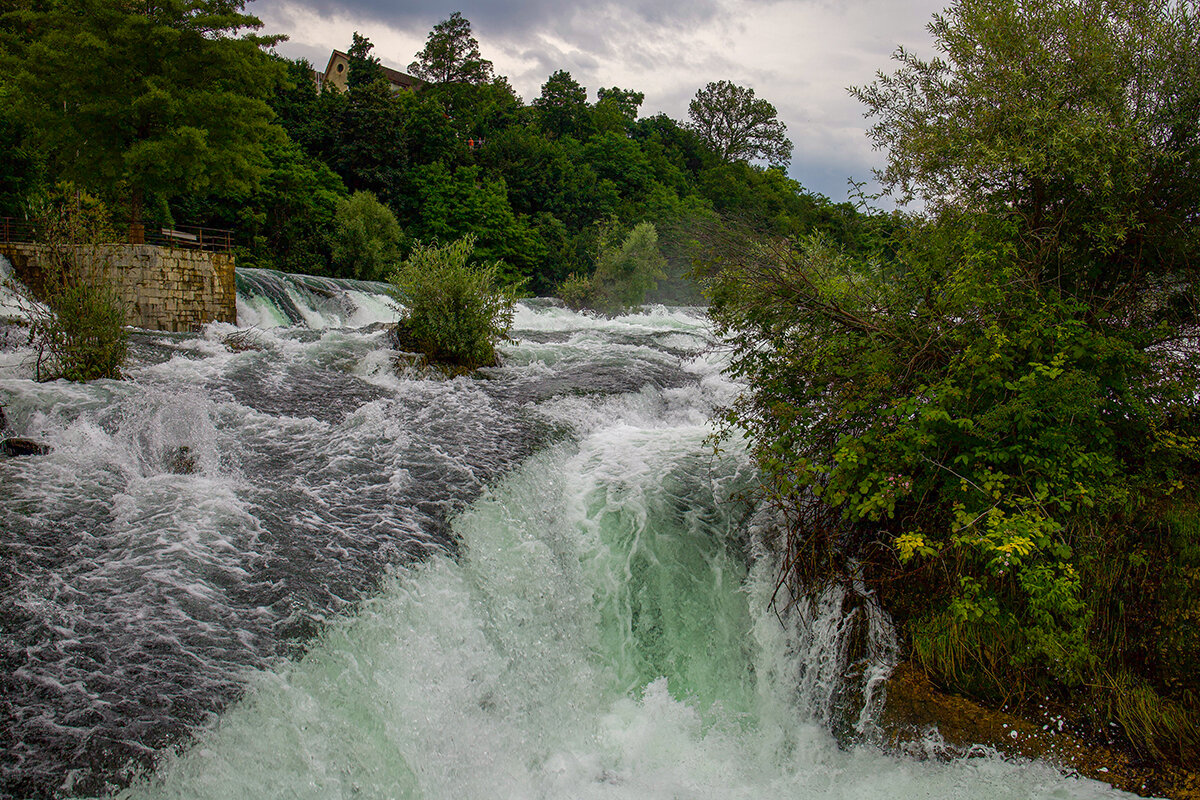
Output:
top-left (167, 445), bottom-right (198, 475)
top-left (1, 437), bottom-right (52, 457)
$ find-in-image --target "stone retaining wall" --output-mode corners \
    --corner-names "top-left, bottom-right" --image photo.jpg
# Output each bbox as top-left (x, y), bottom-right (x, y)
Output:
top-left (0, 243), bottom-right (236, 332)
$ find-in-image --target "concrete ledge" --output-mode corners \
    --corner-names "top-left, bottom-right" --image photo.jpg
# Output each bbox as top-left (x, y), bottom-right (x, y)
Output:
top-left (0, 243), bottom-right (236, 332)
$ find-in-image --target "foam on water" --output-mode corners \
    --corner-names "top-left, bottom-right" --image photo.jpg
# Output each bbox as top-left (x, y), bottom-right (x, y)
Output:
top-left (117, 407), bottom-right (1128, 800)
top-left (235, 268), bottom-right (398, 330)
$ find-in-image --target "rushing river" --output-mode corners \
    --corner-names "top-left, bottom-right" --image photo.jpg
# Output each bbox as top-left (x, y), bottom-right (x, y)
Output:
top-left (0, 266), bottom-right (1128, 799)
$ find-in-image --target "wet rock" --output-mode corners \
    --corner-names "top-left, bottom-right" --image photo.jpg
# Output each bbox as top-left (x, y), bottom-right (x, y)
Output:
top-left (166, 445), bottom-right (197, 475)
top-left (222, 329), bottom-right (267, 353)
top-left (0, 404), bottom-right (8, 434)
top-left (881, 661), bottom-right (1200, 799)
top-left (1, 437), bottom-right (52, 457)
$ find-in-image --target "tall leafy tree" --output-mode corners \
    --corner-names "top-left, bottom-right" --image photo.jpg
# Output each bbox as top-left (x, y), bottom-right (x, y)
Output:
top-left (346, 31), bottom-right (384, 90)
top-left (408, 11), bottom-right (494, 85)
top-left (853, 0), bottom-right (1200, 303)
top-left (533, 70), bottom-right (592, 140)
top-left (594, 86), bottom-right (644, 131)
top-left (687, 80), bottom-right (793, 167)
top-left (4, 0), bottom-right (286, 241)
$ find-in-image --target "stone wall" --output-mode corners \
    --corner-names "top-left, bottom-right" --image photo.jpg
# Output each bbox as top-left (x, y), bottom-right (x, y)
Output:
top-left (0, 243), bottom-right (236, 332)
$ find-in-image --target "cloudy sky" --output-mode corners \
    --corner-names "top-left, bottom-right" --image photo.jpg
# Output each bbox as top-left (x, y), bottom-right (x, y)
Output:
top-left (252, 0), bottom-right (948, 203)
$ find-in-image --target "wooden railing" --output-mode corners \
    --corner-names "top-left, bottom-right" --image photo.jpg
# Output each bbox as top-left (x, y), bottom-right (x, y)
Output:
top-left (0, 218), bottom-right (234, 253)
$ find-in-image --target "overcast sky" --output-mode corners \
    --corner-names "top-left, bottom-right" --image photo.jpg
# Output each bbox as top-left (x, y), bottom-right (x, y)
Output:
top-left (252, 0), bottom-right (948, 204)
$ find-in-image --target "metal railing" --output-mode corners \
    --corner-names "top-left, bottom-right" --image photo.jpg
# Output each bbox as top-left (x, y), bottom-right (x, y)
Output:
top-left (0, 218), bottom-right (234, 253)
top-left (145, 225), bottom-right (234, 253)
top-left (0, 217), bottom-right (37, 244)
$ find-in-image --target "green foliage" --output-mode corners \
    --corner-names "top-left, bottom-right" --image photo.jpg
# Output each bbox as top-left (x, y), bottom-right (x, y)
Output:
top-left (554, 272), bottom-right (599, 311)
top-left (595, 86), bottom-right (644, 132)
top-left (330, 191), bottom-right (403, 282)
top-left (388, 236), bottom-right (518, 371)
top-left (346, 32), bottom-right (384, 90)
top-left (0, 82), bottom-right (43, 217)
top-left (710, 0), bottom-right (1200, 765)
top-left (2, 0), bottom-right (868, 308)
top-left (171, 135), bottom-right (345, 275)
top-left (851, 0), bottom-right (1200, 300)
top-left (687, 80), bottom-right (793, 166)
top-left (35, 276), bottom-right (128, 382)
top-left (534, 70), bottom-right (593, 140)
top-left (4, 0), bottom-right (286, 236)
top-left (16, 185), bottom-right (128, 382)
top-left (408, 163), bottom-right (541, 285)
top-left (556, 222), bottom-right (666, 315)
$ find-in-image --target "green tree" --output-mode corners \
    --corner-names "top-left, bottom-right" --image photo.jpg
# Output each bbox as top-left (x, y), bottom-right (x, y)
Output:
top-left (331, 190), bottom-right (403, 282)
top-left (0, 81), bottom-right (43, 217)
top-left (425, 75), bottom-right (522, 139)
top-left (558, 221), bottom-right (666, 314)
top-left (346, 31), bottom-right (384, 90)
top-left (334, 79), bottom-right (411, 203)
top-left (687, 80), bottom-right (793, 166)
top-left (409, 163), bottom-right (542, 285)
top-left (852, 0), bottom-right (1200, 306)
top-left (4, 0), bottom-right (286, 241)
top-left (594, 86), bottom-right (644, 132)
top-left (534, 70), bottom-right (592, 140)
top-left (408, 11), bottom-right (494, 85)
top-left (172, 136), bottom-right (346, 275)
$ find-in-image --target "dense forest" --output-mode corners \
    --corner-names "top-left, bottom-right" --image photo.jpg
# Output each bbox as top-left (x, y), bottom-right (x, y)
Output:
top-left (0, 4), bottom-right (881, 299)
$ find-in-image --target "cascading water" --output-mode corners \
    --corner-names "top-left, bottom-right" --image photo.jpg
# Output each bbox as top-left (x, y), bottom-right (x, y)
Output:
top-left (0, 269), bottom-right (1130, 799)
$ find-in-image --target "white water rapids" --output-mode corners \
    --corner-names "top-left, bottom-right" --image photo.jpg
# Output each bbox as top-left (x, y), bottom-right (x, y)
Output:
top-left (0, 266), bottom-right (1131, 799)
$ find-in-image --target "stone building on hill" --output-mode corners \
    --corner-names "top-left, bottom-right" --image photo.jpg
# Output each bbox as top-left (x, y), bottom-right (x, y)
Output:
top-left (315, 51), bottom-right (422, 93)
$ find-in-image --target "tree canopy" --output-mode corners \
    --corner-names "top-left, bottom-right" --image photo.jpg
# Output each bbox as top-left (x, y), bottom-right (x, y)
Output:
top-left (408, 11), bottom-right (494, 85)
top-left (853, 0), bottom-right (1200, 303)
top-left (2, 0), bottom-right (285, 239)
top-left (687, 80), bottom-right (793, 167)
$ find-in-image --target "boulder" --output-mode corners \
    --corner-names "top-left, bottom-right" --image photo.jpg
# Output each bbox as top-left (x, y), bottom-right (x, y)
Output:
top-left (1, 437), bottom-right (52, 457)
top-left (166, 445), bottom-right (197, 475)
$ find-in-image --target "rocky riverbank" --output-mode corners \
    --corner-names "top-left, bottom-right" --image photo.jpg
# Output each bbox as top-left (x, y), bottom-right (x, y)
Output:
top-left (882, 662), bottom-right (1200, 799)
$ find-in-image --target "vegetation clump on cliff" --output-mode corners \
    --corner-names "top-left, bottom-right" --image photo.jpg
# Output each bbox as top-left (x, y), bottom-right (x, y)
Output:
top-left (707, 0), bottom-right (1200, 768)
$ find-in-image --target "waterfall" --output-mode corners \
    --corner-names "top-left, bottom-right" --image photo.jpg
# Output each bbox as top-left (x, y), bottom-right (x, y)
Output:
top-left (235, 268), bottom-right (399, 330)
top-left (0, 273), bottom-right (1128, 799)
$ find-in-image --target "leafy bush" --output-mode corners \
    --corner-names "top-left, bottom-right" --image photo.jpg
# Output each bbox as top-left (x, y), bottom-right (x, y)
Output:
top-left (388, 236), bottom-right (519, 371)
top-left (7, 184), bottom-right (128, 381)
top-left (554, 221), bottom-right (666, 314)
top-left (330, 190), bottom-right (403, 282)
top-left (554, 272), bottom-right (598, 311)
